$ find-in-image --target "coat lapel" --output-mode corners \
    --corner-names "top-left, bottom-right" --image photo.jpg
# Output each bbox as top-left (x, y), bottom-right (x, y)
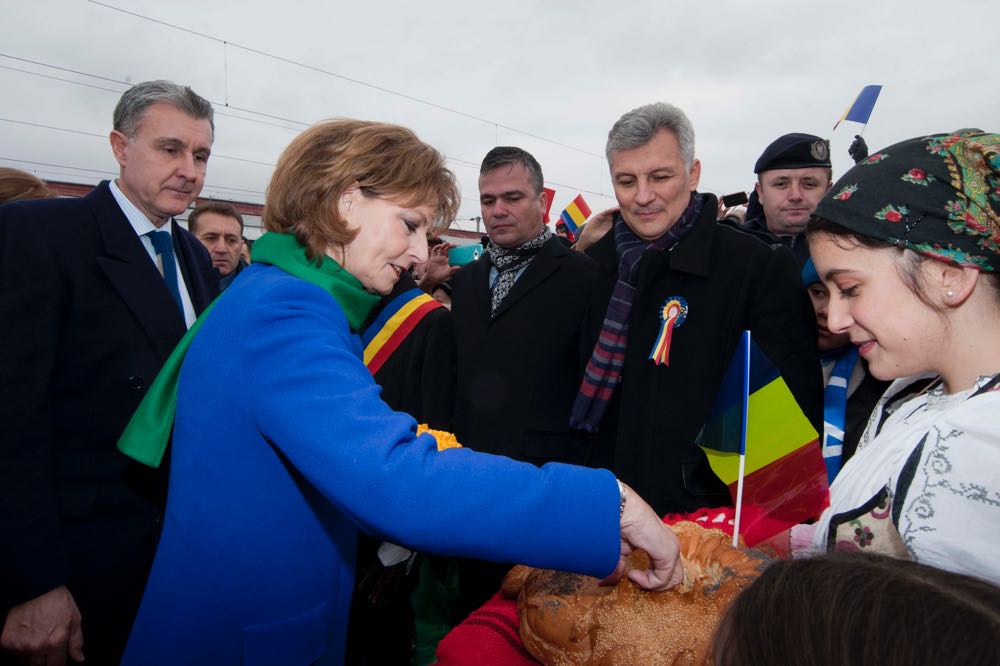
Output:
top-left (468, 254), bottom-right (495, 327)
top-left (665, 199), bottom-right (717, 278)
top-left (88, 182), bottom-right (188, 360)
top-left (490, 237), bottom-right (561, 322)
top-left (172, 221), bottom-right (219, 313)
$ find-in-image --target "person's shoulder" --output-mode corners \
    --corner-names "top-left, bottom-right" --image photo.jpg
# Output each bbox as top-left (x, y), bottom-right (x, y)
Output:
top-left (548, 237), bottom-right (597, 270)
top-left (233, 265), bottom-right (357, 340)
top-left (452, 254), bottom-right (486, 287)
top-left (583, 227), bottom-right (617, 266)
top-left (0, 193), bottom-right (89, 224)
top-left (712, 220), bottom-right (781, 257)
top-left (0, 197), bottom-right (99, 256)
top-left (235, 264), bottom-right (340, 308)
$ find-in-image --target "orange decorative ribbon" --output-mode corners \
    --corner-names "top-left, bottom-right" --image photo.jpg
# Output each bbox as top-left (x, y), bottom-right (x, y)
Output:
top-left (648, 296), bottom-right (688, 366)
top-left (417, 424), bottom-right (462, 451)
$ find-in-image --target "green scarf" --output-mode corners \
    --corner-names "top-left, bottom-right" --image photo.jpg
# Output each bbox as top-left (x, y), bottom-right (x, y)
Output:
top-left (117, 232), bottom-right (380, 468)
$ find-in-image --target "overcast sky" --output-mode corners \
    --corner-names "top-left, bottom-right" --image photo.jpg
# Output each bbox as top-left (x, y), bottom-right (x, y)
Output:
top-left (2, 0), bottom-right (997, 234)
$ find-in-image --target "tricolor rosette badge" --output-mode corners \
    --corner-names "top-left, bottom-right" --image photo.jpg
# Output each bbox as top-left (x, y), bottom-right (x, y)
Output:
top-left (649, 296), bottom-right (688, 366)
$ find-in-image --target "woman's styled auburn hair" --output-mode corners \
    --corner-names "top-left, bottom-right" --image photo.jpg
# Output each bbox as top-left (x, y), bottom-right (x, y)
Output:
top-left (263, 119), bottom-right (460, 260)
top-left (0, 167), bottom-right (55, 204)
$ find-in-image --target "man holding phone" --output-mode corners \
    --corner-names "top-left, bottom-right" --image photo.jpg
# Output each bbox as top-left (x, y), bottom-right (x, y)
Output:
top-left (736, 133), bottom-right (833, 266)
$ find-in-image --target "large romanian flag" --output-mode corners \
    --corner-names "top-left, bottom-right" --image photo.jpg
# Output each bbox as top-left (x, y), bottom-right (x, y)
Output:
top-left (699, 331), bottom-right (829, 545)
top-left (558, 194), bottom-right (591, 235)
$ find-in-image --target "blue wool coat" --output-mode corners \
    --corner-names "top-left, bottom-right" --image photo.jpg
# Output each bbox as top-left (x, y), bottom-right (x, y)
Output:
top-left (122, 264), bottom-right (620, 665)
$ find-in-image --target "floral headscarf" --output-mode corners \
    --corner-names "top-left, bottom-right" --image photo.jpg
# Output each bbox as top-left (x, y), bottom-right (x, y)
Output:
top-left (812, 130), bottom-right (1000, 272)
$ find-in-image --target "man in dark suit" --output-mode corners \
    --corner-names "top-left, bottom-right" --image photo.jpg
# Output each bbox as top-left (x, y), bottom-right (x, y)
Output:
top-left (452, 147), bottom-right (599, 466)
top-left (572, 102), bottom-right (822, 516)
top-left (0, 80), bottom-right (220, 665)
top-left (446, 146), bottom-right (600, 619)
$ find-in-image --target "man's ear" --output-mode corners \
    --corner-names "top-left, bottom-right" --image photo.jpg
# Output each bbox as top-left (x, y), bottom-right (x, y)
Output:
top-left (688, 159), bottom-right (702, 191)
top-left (109, 130), bottom-right (129, 168)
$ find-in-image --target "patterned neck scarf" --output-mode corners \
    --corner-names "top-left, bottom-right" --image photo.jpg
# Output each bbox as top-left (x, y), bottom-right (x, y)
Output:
top-left (570, 193), bottom-right (703, 432)
top-left (486, 225), bottom-right (552, 317)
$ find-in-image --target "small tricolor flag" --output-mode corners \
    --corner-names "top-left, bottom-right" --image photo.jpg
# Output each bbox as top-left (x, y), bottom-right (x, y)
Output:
top-left (543, 187), bottom-right (556, 224)
top-left (558, 194), bottom-right (591, 235)
top-left (699, 331), bottom-right (829, 546)
top-left (362, 288), bottom-right (443, 375)
top-left (834, 85), bottom-right (883, 131)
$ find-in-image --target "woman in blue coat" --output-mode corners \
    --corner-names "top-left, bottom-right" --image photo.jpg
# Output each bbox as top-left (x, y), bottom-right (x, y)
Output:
top-left (120, 119), bottom-right (682, 665)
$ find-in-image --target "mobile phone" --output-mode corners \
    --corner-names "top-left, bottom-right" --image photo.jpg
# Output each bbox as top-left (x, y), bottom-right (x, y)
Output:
top-left (722, 191), bottom-right (749, 207)
top-left (448, 244), bottom-right (482, 267)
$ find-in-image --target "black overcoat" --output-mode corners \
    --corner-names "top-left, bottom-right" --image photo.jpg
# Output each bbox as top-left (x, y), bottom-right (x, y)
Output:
top-left (450, 236), bottom-right (600, 465)
top-left (586, 198), bottom-right (822, 515)
top-left (0, 181), bottom-right (218, 661)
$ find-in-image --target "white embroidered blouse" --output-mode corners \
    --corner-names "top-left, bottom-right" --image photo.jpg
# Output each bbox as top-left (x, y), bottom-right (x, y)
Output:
top-left (799, 372), bottom-right (1000, 585)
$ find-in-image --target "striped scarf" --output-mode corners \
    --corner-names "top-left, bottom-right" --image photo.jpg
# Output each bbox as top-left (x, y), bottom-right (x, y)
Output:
top-left (821, 346), bottom-right (859, 483)
top-left (570, 193), bottom-right (703, 432)
top-left (486, 227), bottom-right (552, 317)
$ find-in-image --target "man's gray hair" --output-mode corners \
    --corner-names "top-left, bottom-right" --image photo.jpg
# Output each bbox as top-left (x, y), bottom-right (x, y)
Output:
top-left (113, 80), bottom-right (214, 138)
top-left (480, 146), bottom-right (544, 195)
top-left (606, 102), bottom-right (695, 168)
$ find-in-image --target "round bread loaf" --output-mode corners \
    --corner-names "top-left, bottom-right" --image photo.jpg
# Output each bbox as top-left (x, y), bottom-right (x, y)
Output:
top-left (503, 521), bottom-right (768, 665)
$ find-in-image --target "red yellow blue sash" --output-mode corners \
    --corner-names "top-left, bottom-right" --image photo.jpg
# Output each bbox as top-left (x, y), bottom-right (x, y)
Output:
top-left (362, 288), bottom-right (443, 375)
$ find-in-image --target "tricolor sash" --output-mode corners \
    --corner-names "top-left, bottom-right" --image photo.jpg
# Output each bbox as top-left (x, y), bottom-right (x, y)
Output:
top-left (362, 288), bottom-right (443, 375)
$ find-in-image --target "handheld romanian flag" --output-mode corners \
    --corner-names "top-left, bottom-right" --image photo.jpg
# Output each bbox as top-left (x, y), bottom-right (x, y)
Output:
top-left (699, 331), bottom-right (829, 546)
top-left (543, 187), bottom-right (556, 224)
top-left (558, 194), bottom-right (592, 235)
top-left (833, 85), bottom-right (883, 131)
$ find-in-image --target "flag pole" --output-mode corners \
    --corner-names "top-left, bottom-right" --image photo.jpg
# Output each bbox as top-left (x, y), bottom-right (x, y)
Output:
top-left (731, 330), bottom-right (751, 547)
top-left (732, 456), bottom-right (746, 548)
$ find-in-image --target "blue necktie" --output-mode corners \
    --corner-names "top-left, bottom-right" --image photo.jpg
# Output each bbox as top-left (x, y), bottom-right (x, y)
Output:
top-left (147, 230), bottom-right (183, 312)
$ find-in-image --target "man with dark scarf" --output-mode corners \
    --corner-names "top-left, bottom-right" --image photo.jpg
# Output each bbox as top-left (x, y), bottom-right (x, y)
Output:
top-left (446, 146), bottom-right (601, 623)
top-left (574, 102), bottom-right (823, 516)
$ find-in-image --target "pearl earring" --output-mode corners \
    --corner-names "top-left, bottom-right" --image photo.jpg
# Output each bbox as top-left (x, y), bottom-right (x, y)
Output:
top-left (946, 290), bottom-right (955, 298)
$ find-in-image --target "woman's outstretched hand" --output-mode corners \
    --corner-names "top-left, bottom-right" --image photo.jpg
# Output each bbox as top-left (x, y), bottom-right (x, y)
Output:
top-left (602, 483), bottom-right (683, 591)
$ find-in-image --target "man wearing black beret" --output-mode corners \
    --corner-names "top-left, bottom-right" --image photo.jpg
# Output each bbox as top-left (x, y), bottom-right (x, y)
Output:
top-left (739, 132), bottom-right (833, 265)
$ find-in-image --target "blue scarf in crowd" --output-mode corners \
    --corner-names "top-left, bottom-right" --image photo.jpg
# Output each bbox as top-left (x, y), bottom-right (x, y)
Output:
top-left (821, 346), bottom-right (859, 482)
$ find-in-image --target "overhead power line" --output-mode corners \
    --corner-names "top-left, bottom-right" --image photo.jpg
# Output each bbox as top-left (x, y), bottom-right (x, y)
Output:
top-left (0, 117), bottom-right (276, 167)
top-left (1, 20), bottom-right (618, 203)
top-left (0, 156), bottom-right (266, 198)
top-left (86, 0), bottom-right (604, 159)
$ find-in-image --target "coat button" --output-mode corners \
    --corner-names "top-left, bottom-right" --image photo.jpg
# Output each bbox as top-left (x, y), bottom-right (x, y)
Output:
top-left (128, 375), bottom-right (144, 390)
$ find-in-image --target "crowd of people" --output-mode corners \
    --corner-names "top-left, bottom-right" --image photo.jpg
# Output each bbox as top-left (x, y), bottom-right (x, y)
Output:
top-left (0, 79), bottom-right (997, 665)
